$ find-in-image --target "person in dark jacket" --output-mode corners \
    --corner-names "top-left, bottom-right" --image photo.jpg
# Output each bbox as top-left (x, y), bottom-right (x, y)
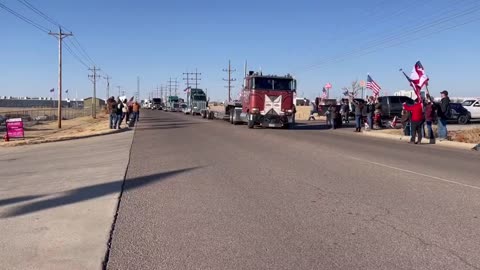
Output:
top-left (401, 109), bottom-right (411, 136)
top-left (374, 97), bottom-right (382, 129)
top-left (424, 94), bottom-right (436, 144)
top-left (115, 97), bottom-right (124, 129)
top-left (437, 90), bottom-right (451, 140)
top-left (403, 99), bottom-right (424, 144)
top-left (365, 96), bottom-right (375, 130)
top-left (351, 98), bottom-right (364, 132)
top-left (328, 104), bottom-right (337, 129)
top-left (106, 96), bottom-right (117, 129)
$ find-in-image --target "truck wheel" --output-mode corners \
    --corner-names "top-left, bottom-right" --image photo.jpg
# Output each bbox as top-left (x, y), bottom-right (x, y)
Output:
top-left (202, 111), bottom-right (207, 118)
top-left (247, 114), bottom-right (254, 129)
top-left (458, 115), bottom-right (469, 125)
top-left (209, 111), bottom-right (215, 120)
top-left (229, 109), bottom-right (234, 124)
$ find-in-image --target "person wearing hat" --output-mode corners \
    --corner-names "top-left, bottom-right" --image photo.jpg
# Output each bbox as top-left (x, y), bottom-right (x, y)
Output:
top-left (437, 90), bottom-right (451, 141)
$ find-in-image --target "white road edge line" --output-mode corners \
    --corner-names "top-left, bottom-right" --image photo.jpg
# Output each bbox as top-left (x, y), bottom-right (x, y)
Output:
top-left (347, 156), bottom-right (480, 191)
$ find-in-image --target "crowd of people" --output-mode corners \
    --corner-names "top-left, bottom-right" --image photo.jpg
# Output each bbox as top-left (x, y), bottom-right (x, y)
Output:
top-left (402, 90), bottom-right (451, 144)
top-left (106, 96), bottom-right (140, 129)
top-left (307, 90), bottom-right (452, 145)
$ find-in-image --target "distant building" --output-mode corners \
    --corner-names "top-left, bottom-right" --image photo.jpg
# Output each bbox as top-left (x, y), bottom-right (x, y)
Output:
top-left (394, 90), bottom-right (425, 100)
top-left (83, 97), bottom-right (105, 108)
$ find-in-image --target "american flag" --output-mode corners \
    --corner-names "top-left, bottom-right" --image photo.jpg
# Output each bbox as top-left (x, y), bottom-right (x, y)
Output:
top-left (366, 75), bottom-right (381, 97)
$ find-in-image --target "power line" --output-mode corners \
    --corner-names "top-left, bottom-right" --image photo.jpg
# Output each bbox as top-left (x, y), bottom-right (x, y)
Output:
top-left (14, 0), bottom-right (98, 69)
top-left (0, 1), bottom-right (50, 33)
top-left (16, 0), bottom-right (60, 27)
top-left (302, 1), bottom-right (480, 71)
top-left (63, 41), bottom-right (90, 69)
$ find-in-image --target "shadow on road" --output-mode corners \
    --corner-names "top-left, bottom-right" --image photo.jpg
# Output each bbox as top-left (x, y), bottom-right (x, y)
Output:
top-left (1, 167), bottom-right (201, 218)
top-left (135, 122), bottom-right (206, 131)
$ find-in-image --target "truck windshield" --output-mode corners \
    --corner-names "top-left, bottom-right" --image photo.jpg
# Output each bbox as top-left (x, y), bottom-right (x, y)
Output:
top-left (192, 95), bottom-right (206, 101)
top-left (152, 98), bottom-right (161, 103)
top-left (254, 78), bottom-right (294, 91)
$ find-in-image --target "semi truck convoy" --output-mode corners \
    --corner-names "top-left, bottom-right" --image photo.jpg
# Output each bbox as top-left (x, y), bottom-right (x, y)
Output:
top-left (203, 71), bottom-right (297, 129)
top-left (184, 88), bottom-right (208, 115)
top-left (165, 96), bottom-right (180, 112)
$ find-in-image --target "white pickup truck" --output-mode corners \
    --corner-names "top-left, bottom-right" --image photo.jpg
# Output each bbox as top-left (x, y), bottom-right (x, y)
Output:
top-left (461, 99), bottom-right (480, 119)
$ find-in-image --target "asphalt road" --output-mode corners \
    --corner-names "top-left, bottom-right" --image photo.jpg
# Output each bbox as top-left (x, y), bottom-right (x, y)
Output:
top-left (106, 110), bottom-right (480, 270)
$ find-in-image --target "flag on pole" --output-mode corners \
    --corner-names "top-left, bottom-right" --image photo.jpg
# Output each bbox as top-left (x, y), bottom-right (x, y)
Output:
top-left (65, 89), bottom-right (69, 94)
top-left (321, 87), bottom-right (328, 99)
top-left (49, 88), bottom-right (55, 93)
top-left (366, 75), bottom-right (381, 98)
top-left (401, 61), bottom-right (429, 102)
top-left (324, 82), bottom-right (332, 89)
top-left (184, 87), bottom-right (190, 93)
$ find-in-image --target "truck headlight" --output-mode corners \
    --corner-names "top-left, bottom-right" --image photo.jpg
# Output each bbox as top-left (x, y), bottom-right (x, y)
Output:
top-left (193, 107), bottom-right (198, 109)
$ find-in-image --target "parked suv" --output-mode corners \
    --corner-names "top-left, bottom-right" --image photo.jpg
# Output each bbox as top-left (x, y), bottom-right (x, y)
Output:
top-left (377, 96), bottom-right (414, 119)
top-left (448, 103), bottom-right (471, 125)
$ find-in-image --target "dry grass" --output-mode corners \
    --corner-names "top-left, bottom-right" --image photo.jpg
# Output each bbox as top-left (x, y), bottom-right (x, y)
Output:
top-left (1, 113), bottom-right (119, 147)
top-left (450, 128), bottom-right (480, 144)
top-left (375, 126), bottom-right (480, 144)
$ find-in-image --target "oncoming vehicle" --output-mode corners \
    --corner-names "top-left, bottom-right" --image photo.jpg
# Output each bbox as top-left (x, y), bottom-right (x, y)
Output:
top-left (240, 72), bottom-right (296, 129)
top-left (166, 96), bottom-right (180, 112)
top-left (151, 98), bottom-right (162, 110)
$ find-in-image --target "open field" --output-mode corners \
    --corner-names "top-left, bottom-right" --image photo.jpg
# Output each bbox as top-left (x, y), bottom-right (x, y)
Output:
top-left (0, 113), bottom-right (120, 147)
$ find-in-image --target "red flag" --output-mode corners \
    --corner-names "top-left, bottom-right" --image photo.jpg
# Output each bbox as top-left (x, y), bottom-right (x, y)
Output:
top-left (401, 61), bottom-right (428, 102)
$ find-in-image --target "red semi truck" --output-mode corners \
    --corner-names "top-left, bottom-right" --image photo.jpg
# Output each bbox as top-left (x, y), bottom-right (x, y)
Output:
top-left (204, 71), bottom-right (297, 129)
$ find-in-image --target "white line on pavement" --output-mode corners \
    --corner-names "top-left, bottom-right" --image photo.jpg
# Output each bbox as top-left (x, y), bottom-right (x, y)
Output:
top-left (347, 156), bottom-right (480, 191)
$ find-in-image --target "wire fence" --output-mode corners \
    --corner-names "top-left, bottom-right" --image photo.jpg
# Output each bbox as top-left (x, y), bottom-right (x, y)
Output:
top-left (0, 107), bottom-right (104, 126)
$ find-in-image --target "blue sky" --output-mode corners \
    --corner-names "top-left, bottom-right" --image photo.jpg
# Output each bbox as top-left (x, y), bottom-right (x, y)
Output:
top-left (1, 0), bottom-right (480, 101)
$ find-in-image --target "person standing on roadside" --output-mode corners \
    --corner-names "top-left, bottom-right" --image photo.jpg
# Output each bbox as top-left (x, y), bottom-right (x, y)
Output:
top-left (132, 101), bottom-right (140, 124)
top-left (350, 98), bottom-right (364, 132)
top-left (341, 100), bottom-right (350, 124)
top-left (374, 97), bottom-right (382, 129)
top-left (122, 98), bottom-right (129, 126)
top-left (115, 97), bottom-right (124, 129)
top-left (437, 90), bottom-right (451, 141)
top-left (366, 96), bottom-right (375, 130)
top-left (403, 99), bottom-right (424, 144)
top-left (424, 94), bottom-right (436, 144)
top-left (107, 96), bottom-right (117, 129)
top-left (327, 104), bottom-right (337, 129)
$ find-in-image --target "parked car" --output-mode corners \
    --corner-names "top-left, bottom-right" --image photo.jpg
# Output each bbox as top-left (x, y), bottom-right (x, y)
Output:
top-left (448, 103), bottom-right (471, 125)
top-left (461, 99), bottom-right (480, 119)
top-left (377, 96), bottom-right (414, 119)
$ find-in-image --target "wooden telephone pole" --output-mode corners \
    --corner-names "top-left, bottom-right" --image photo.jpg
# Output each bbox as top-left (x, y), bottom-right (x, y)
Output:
top-left (88, 66), bottom-right (101, 119)
top-left (223, 60), bottom-right (236, 102)
top-left (49, 27), bottom-right (73, 128)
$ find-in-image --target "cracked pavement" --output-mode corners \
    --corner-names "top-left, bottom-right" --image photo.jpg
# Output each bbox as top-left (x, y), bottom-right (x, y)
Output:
top-left (106, 110), bottom-right (480, 270)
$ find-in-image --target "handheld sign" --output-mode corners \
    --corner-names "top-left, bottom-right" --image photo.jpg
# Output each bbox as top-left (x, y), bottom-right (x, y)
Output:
top-left (6, 118), bottom-right (25, 139)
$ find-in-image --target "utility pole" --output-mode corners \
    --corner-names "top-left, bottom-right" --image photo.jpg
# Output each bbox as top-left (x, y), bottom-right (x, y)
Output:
top-left (136, 76), bottom-right (140, 101)
top-left (49, 26), bottom-right (73, 129)
top-left (183, 71), bottom-right (192, 89)
top-left (103, 74), bottom-right (111, 100)
top-left (88, 66), bottom-right (101, 119)
top-left (167, 78), bottom-right (179, 96)
top-left (223, 60), bottom-right (236, 102)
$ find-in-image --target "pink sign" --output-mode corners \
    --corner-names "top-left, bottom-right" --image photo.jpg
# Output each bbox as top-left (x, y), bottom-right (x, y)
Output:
top-left (6, 118), bottom-right (24, 139)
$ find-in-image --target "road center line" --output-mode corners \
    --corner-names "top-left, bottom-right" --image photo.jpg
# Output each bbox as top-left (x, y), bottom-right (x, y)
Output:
top-left (347, 156), bottom-right (480, 191)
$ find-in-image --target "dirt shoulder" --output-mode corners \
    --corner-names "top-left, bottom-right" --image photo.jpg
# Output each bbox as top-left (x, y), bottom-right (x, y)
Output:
top-left (1, 114), bottom-right (125, 147)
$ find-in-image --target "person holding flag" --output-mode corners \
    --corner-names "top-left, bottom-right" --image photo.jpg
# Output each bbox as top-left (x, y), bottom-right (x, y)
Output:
top-left (403, 98), bottom-right (424, 144)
